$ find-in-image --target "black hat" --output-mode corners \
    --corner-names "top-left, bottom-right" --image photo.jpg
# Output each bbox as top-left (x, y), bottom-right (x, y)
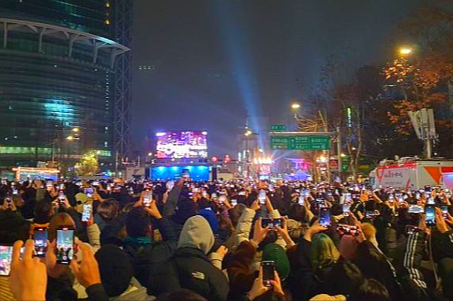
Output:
top-left (95, 244), bottom-right (133, 297)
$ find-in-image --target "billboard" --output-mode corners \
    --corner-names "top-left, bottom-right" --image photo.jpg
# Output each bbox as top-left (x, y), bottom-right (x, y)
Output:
top-left (155, 131), bottom-right (208, 159)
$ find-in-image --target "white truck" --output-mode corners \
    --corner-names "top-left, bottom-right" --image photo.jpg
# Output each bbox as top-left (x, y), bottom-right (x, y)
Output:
top-left (370, 159), bottom-right (453, 190)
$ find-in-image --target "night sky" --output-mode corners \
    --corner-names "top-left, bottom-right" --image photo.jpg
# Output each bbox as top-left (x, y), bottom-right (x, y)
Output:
top-left (131, 0), bottom-right (428, 156)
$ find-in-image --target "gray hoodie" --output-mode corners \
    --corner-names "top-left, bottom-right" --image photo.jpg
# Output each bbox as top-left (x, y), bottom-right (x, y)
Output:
top-left (177, 215), bottom-right (214, 254)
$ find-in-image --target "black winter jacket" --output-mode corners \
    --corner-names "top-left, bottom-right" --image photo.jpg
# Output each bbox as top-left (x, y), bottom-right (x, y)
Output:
top-left (148, 247), bottom-right (229, 301)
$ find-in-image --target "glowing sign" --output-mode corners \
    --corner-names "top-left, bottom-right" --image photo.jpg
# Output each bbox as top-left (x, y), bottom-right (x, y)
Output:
top-left (155, 131), bottom-right (208, 159)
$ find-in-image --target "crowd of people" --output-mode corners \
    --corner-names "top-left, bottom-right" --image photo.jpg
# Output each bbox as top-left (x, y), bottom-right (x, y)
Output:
top-left (0, 177), bottom-right (452, 301)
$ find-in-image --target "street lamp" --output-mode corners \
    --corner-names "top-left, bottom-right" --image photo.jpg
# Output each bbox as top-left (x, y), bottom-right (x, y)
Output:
top-left (291, 103), bottom-right (301, 110)
top-left (399, 47), bottom-right (413, 56)
top-left (72, 128), bottom-right (79, 133)
top-left (244, 130), bottom-right (253, 137)
top-left (66, 135), bottom-right (74, 141)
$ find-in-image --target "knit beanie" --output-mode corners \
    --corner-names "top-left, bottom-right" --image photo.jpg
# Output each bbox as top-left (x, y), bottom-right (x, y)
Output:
top-left (95, 244), bottom-right (133, 297)
top-left (262, 243), bottom-right (290, 280)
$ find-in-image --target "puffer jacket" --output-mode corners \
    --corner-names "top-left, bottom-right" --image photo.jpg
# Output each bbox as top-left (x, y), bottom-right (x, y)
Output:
top-left (147, 216), bottom-right (229, 301)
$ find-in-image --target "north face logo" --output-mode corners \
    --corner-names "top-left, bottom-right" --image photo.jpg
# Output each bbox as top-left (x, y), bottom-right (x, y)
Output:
top-left (192, 271), bottom-right (205, 280)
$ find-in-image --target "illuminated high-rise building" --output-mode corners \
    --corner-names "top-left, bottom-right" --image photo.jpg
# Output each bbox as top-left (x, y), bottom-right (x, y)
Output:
top-left (0, 0), bottom-right (132, 169)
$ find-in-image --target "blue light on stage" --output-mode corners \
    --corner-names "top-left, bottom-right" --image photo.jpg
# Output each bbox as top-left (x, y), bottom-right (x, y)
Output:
top-left (151, 165), bottom-right (210, 181)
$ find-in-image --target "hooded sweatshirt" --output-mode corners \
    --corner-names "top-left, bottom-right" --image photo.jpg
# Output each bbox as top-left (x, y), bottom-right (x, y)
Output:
top-left (148, 216), bottom-right (229, 301)
top-left (177, 215), bottom-right (215, 254)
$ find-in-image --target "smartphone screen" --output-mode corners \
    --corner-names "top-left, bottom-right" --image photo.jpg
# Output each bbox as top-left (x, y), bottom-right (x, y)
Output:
top-left (342, 204), bottom-right (351, 216)
top-left (261, 218), bottom-right (282, 229)
top-left (298, 195), bottom-right (304, 205)
top-left (442, 205), bottom-right (448, 218)
top-left (218, 195), bottom-right (227, 203)
top-left (388, 194), bottom-right (394, 202)
top-left (34, 227), bottom-right (48, 257)
top-left (408, 205), bottom-right (424, 214)
top-left (166, 181), bottom-right (175, 190)
top-left (58, 191), bottom-right (66, 201)
top-left (0, 246), bottom-right (13, 276)
top-left (84, 188), bottom-right (94, 198)
top-left (258, 190), bottom-right (266, 204)
top-left (345, 193), bottom-right (351, 202)
top-left (425, 205), bottom-right (436, 226)
top-left (319, 207), bottom-right (331, 227)
top-left (143, 190), bottom-right (152, 207)
top-left (56, 228), bottom-right (74, 265)
top-left (261, 261), bottom-right (275, 287)
top-left (81, 204), bottom-right (92, 222)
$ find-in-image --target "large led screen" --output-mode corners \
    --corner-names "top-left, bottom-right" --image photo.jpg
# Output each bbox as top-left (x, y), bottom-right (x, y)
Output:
top-left (155, 131), bottom-right (208, 159)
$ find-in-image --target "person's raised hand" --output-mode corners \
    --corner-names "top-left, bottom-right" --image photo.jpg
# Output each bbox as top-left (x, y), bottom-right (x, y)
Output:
top-left (45, 239), bottom-right (68, 278)
top-left (304, 220), bottom-right (328, 242)
top-left (418, 214), bottom-right (431, 235)
top-left (87, 213), bottom-right (95, 227)
top-left (9, 239), bottom-right (47, 301)
top-left (70, 241), bottom-right (101, 289)
top-left (436, 208), bottom-right (449, 234)
top-left (62, 196), bottom-right (71, 208)
top-left (271, 270), bottom-right (284, 295)
top-left (445, 212), bottom-right (453, 227)
top-left (247, 266), bottom-right (271, 300)
top-left (134, 192), bottom-right (145, 207)
top-left (251, 199), bottom-right (261, 211)
top-left (251, 218), bottom-right (270, 245)
top-left (144, 199), bottom-right (162, 219)
top-left (2, 197), bottom-right (16, 211)
top-left (265, 196), bottom-right (275, 212)
top-left (275, 217), bottom-right (295, 247)
top-left (213, 245), bottom-right (228, 260)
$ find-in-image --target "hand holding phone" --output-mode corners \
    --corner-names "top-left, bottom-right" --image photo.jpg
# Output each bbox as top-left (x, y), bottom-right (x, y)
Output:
top-left (425, 205), bottom-right (436, 226)
top-left (319, 207), bottom-right (331, 227)
top-left (258, 190), bottom-right (266, 205)
top-left (0, 245), bottom-right (13, 276)
top-left (33, 227), bottom-right (48, 257)
top-left (81, 204), bottom-right (92, 222)
top-left (261, 261), bottom-right (275, 287)
top-left (218, 195), bottom-right (227, 204)
top-left (56, 227), bottom-right (74, 265)
top-left (261, 218), bottom-right (282, 229)
top-left (8, 240), bottom-right (47, 301)
top-left (143, 190), bottom-right (153, 208)
top-left (298, 195), bottom-right (304, 205)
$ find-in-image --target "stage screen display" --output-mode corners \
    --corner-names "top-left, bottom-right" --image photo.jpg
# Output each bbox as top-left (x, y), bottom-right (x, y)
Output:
top-left (155, 131), bottom-right (208, 159)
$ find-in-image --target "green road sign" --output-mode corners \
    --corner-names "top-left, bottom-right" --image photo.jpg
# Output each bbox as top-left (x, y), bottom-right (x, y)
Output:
top-left (270, 135), bottom-right (330, 150)
top-left (270, 124), bottom-right (286, 132)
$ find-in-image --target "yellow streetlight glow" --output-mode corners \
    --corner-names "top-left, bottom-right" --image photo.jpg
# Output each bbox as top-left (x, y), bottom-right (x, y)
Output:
top-left (245, 130), bottom-right (252, 137)
top-left (399, 47), bottom-right (413, 56)
top-left (291, 103), bottom-right (301, 110)
top-left (72, 128), bottom-right (79, 132)
top-left (148, 152), bottom-right (153, 157)
top-left (66, 136), bottom-right (74, 140)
